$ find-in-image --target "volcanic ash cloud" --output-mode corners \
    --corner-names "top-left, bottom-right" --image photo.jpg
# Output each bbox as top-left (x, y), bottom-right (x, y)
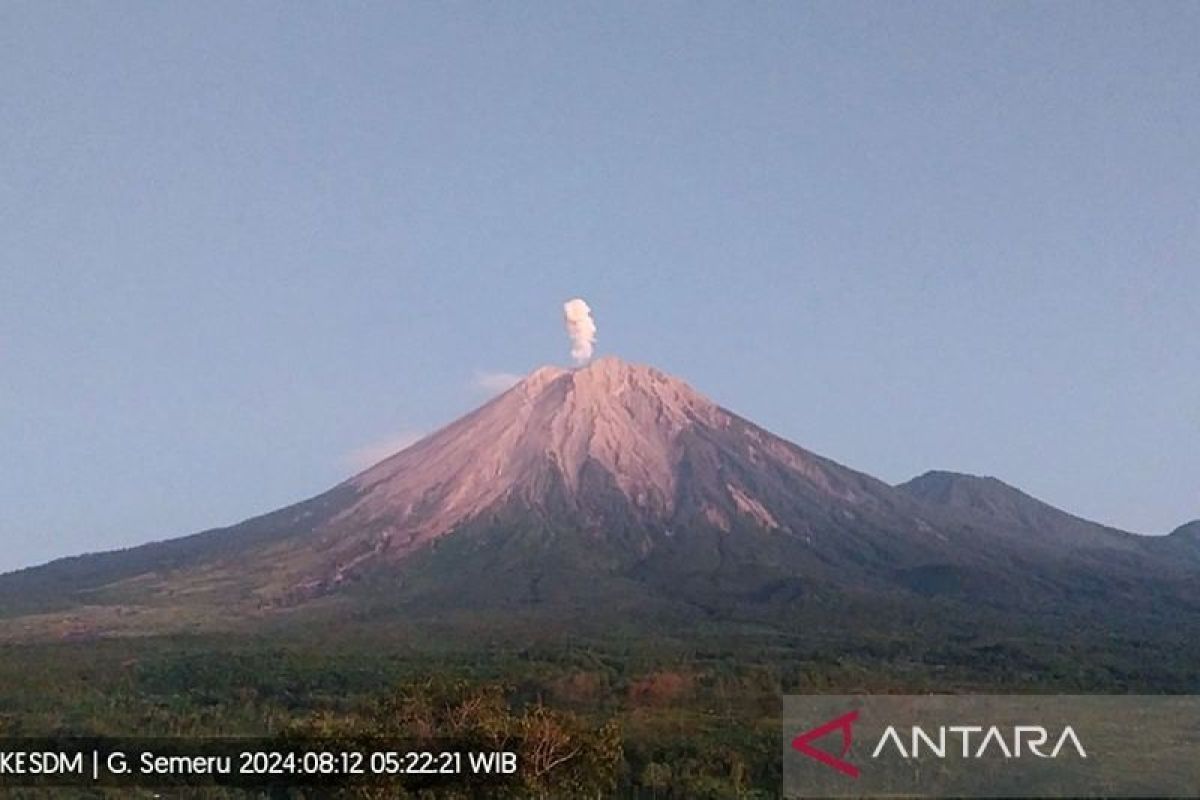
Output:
top-left (563, 298), bottom-right (597, 365)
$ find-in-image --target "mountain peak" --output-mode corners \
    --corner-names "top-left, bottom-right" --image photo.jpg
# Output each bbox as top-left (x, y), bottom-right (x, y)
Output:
top-left (516, 356), bottom-right (682, 394)
top-left (552, 355), bottom-right (678, 386)
top-left (900, 470), bottom-right (1011, 500)
top-left (1169, 520), bottom-right (1200, 539)
top-left (340, 358), bottom-right (724, 557)
top-left (512, 357), bottom-right (714, 430)
top-left (898, 470), bottom-right (1133, 544)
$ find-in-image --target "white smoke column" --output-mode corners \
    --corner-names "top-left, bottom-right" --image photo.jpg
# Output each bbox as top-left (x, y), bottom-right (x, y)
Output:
top-left (562, 298), bottom-right (597, 365)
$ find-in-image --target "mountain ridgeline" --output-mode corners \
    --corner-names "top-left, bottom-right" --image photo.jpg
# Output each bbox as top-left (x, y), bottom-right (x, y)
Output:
top-left (1, 357), bottom-right (1197, 642)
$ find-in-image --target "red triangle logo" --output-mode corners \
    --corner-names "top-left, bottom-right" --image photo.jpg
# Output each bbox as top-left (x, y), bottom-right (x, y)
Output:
top-left (791, 709), bottom-right (860, 778)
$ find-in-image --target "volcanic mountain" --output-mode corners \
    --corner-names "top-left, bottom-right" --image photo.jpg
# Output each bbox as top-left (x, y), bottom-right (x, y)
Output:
top-left (1, 357), bottom-right (1196, 639)
top-left (896, 470), bottom-right (1140, 550)
top-left (1170, 520), bottom-right (1200, 539)
top-left (1164, 520), bottom-right (1200, 561)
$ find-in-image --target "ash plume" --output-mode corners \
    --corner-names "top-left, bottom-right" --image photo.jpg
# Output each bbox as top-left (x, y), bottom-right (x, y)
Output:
top-left (563, 298), bottom-right (597, 365)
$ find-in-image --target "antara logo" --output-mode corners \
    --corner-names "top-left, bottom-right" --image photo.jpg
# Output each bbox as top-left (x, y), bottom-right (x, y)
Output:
top-left (792, 711), bottom-right (1087, 779)
top-left (871, 725), bottom-right (1087, 759)
top-left (791, 710), bottom-right (861, 778)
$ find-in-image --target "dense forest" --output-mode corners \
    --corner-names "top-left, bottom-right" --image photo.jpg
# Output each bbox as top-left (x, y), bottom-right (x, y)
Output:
top-left (2, 614), bottom-right (1197, 798)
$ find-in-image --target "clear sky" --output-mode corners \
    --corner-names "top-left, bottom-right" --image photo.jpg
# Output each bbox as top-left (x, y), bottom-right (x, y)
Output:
top-left (2, 2), bottom-right (1197, 573)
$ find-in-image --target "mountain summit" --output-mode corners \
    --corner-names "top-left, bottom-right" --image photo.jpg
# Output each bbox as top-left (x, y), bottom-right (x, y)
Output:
top-left (341, 356), bottom-right (914, 558)
top-left (346, 357), bottom-right (725, 548)
top-left (277, 356), bottom-right (967, 601)
top-left (897, 470), bottom-right (1138, 550)
top-left (1170, 520), bottom-right (1200, 539)
top-left (1, 357), bottom-right (1196, 639)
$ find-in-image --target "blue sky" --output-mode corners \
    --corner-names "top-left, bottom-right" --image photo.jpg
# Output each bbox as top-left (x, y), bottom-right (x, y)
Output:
top-left (2, 2), bottom-right (1197, 573)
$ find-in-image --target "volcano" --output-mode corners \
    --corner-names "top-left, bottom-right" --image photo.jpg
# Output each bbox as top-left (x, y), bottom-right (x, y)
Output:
top-left (1, 357), bottom-right (1197, 639)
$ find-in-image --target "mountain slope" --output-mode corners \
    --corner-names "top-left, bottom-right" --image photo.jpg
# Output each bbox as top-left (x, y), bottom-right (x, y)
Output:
top-left (896, 470), bottom-right (1140, 549)
top-left (237, 357), bottom-right (1002, 603)
top-left (1162, 520), bottom-right (1200, 561)
top-left (1170, 520), bottom-right (1200, 539)
top-left (0, 358), bottom-right (1194, 640)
